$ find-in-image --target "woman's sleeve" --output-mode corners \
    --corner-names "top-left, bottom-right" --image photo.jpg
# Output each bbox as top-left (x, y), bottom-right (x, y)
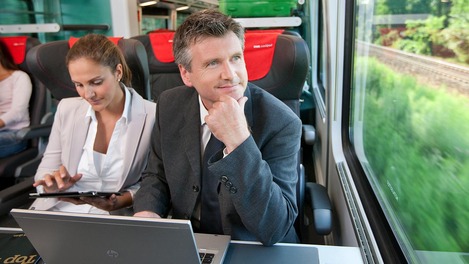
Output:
top-left (0, 71), bottom-right (32, 127)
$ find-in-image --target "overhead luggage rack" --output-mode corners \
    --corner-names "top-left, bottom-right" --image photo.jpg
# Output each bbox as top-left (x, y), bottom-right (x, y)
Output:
top-left (234, 17), bottom-right (302, 28)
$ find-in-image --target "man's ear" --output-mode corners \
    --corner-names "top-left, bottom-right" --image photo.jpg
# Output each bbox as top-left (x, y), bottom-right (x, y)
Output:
top-left (178, 64), bottom-right (193, 87)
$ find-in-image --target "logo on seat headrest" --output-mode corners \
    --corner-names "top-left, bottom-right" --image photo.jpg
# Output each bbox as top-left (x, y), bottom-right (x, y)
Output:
top-left (106, 249), bottom-right (119, 258)
top-left (0, 36), bottom-right (28, 64)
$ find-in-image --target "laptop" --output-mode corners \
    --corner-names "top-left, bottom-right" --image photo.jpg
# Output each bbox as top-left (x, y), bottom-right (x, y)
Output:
top-left (11, 208), bottom-right (230, 264)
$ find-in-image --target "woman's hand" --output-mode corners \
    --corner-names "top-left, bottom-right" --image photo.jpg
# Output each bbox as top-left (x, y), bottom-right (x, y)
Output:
top-left (70, 192), bottom-right (132, 212)
top-left (33, 165), bottom-right (82, 193)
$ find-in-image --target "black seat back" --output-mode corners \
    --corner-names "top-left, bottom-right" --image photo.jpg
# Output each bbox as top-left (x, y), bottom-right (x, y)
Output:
top-left (0, 36), bottom-right (47, 188)
top-left (134, 29), bottom-right (315, 241)
top-left (244, 30), bottom-right (309, 241)
top-left (27, 37), bottom-right (150, 100)
top-left (245, 30), bottom-right (308, 114)
top-left (132, 32), bottom-right (184, 102)
top-left (131, 30), bottom-right (308, 106)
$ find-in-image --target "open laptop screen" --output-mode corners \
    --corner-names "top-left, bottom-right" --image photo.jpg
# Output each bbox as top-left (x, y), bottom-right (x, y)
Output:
top-left (11, 208), bottom-right (229, 264)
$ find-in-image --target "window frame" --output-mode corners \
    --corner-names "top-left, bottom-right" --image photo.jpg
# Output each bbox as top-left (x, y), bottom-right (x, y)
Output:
top-left (340, 0), bottom-right (407, 263)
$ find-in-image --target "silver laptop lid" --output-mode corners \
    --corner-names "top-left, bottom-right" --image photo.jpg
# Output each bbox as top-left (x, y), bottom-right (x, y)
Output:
top-left (11, 208), bottom-right (204, 264)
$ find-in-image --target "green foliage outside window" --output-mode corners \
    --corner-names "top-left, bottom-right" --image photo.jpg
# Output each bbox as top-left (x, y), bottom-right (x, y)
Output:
top-left (374, 0), bottom-right (469, 64)
top-left (356, 57), bottom-right (469, 252)
top-left (394, 16), bottom-right (446, 55)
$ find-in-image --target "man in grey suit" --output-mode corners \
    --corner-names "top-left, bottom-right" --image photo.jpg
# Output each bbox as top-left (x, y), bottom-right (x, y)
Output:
top-left (133, 9), bottom-right (301, 246)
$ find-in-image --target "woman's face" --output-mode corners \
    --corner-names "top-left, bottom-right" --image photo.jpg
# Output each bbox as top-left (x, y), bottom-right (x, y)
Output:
top-left (68, 58), bottom-right (123, 112)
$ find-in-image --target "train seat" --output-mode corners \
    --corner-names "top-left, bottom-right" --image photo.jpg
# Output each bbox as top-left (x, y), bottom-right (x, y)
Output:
top-left (0, 36), bottom-right (50, 217)
top-left (133, 29), bottom-right (332, 242)
top-left (131, 31), bottom-right (184, 101)
top-left (131, 29), bottom-right (308, 106)
top-left (244, 29), bottom-right (306, 112)
top-left (26, 36), bottom-right (151, 101)
top-left (0, 36), bottom-right (152, 218)
top-left (0, 36), bottom-right (49, 190)
top-left (244, 29), bottom-right (332, 241)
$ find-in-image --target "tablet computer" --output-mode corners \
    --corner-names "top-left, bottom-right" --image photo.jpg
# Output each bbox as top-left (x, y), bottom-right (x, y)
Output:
top-left (29, 191), bottom-right (122, 199)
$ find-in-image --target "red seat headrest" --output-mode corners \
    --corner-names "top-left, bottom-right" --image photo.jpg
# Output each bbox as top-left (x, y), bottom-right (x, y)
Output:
top-left (0, 36), bottom-right (28, 64)
top-left (244, 30), bottom-right (283, 81)
top-left (148, 32), bottom-right (176, 63)
top-left (146, 29), bottom-right (284, 81)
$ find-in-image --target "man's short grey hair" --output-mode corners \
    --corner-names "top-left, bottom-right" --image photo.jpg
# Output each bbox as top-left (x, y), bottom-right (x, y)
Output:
top-left (172, 9), bottom-right (245, 72)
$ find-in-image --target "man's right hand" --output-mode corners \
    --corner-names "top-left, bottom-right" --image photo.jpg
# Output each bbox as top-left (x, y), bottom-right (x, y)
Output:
top-left (205, 95), bottom-right (250, 154)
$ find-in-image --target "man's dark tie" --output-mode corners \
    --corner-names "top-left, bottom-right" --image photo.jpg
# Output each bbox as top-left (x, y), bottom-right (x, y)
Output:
top-left (200, 134), bottom-right (224, 234)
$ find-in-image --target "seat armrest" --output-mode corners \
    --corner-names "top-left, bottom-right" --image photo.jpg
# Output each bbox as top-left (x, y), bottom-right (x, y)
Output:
top-left (0, 177), bottom-right (34, 203)
top-left (0, 177), bottom-right (35, 216)
top-left (302, 124), bottom-right (316, 146)
top-left (305, 182), bottom-right (332, 235)
top-left (15, 123), bottom-right (52, 141)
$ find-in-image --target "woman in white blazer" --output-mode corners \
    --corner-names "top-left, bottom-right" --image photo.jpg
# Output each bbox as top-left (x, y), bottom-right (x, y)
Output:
top-left (31, 34), bottom-right (156, 214)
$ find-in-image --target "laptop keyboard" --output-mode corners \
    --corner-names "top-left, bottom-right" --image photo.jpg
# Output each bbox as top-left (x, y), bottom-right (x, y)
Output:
top-left (199, 252), bottom-right (215, 263)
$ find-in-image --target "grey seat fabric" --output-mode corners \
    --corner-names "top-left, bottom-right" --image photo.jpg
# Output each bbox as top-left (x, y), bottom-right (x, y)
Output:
top-left (0, 36), bottom-right (47, 189)
top-left (26, 37), bottom-right (151, 100)
top-left (0, 36), bottom-right (48, 219)
top-left (131, 33), bottom-right (184, 102)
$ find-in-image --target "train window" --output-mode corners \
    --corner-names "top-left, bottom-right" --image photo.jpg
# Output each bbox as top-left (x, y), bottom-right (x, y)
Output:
top-left (141, 15), bottom-right (168, 34)
top-left (349, 0), bottom-right (468, 263)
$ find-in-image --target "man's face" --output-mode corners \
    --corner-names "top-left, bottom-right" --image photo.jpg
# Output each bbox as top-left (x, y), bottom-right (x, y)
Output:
top-left (179, 31), bottom-right (248, 110)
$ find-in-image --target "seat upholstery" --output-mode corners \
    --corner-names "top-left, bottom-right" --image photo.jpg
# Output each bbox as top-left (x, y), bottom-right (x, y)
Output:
top-left (0, 36), bottom-right (48, 190)
top-left (131, 32), bottom-right (184, 101)
top-left (244, 30), bottom-right (321, 241)
top-left (0, 36), bottom-right (152, 215)
top-left (245, 30), bottom-right (332, 241)
top-left (26, 37), bottom-right (151, 101)
top-left (132, 30), bottom-right (307, 107)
